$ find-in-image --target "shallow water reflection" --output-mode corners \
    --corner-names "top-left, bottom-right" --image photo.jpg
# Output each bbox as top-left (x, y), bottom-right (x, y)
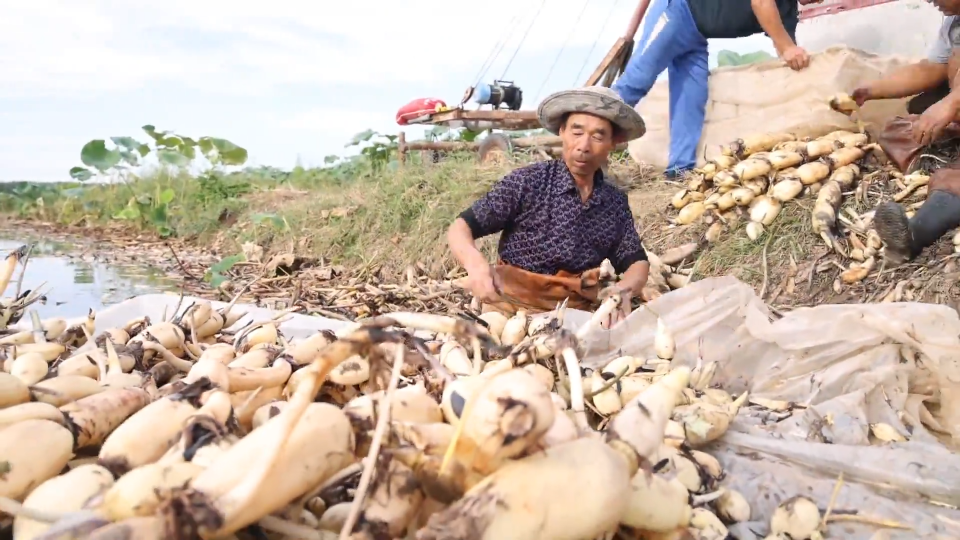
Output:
top-left (0, 234), bottom-right (180, 320)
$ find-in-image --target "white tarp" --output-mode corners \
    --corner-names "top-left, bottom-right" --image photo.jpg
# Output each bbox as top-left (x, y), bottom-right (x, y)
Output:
top-left (566, 276), bottom-right (960, 538)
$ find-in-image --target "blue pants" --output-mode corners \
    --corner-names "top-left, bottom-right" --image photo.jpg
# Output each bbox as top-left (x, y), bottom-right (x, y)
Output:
top-left (612, 0), bottom-right (708, 172)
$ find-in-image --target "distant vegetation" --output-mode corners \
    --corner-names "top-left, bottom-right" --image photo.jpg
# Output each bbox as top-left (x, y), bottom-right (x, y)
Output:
top-left (0, 124), bottom-right (551, 278)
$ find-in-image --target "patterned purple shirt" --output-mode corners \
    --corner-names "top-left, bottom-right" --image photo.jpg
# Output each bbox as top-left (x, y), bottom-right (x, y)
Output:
top-left (460, 159), bottom-right (647, 275)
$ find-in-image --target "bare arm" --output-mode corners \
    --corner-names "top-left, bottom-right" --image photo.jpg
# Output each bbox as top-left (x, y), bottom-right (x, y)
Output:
top-left (447, 218), bottom-right (489, 277)
top-left (864, 61), bottom-right (949, 101)
top-left (750, 0), bottom-right (796, 54)
top-left (617, 261), bottom-right (650, 297)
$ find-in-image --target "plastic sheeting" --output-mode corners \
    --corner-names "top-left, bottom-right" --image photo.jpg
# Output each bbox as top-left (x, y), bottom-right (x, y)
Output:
top-left (567, 276), bottom-right (960, 538)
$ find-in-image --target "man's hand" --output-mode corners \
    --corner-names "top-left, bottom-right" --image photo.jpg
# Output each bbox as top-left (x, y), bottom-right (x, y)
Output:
top-left (780, 45), bottom-right (810, 71)
top-left (464, 264), bottom-right (501, 304)
top-left (851, 86), bottom-right (872, 107)
top-left (913, 97), bottom-right (960, 146)
top-left (599, 285), bottom-right (632, 329)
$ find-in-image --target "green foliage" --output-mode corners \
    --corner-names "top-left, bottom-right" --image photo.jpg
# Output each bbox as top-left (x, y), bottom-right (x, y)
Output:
top-left (717, 49), bottom-right (774, 67)
top-left (204, 254), bottom-right (245, 288)
top-left (64, 126), bottom-right (249, 237)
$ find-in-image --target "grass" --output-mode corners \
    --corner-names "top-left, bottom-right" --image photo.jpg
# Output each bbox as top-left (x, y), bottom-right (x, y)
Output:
top-left (0, 155), bottom-right (526, 276)
top-left (10, 149), bottom-right (937, 309)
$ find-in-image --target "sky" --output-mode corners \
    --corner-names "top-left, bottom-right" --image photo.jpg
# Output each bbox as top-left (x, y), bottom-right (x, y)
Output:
top-left (0, 0), bottom-right (776, 182)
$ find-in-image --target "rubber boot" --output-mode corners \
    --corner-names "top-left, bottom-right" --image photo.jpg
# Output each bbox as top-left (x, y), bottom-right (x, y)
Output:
top-left (874, 189), bottom-right (960, 263)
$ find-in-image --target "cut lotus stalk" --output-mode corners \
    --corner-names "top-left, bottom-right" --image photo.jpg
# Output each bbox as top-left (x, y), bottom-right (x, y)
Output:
top-left (746, 222), bottom-right (765, 241)
top-left (56, 350), bottom-right (103, 379)
top-left (825, 146), bottom-right (865, 169)
top-left (675, 391), bottom-right (748, 447)
top-left (31, 375), bottom-right (104, 407)
top-left (805, 138), bottom-right (839, 159)
top-left (743, 177), bottom-right (768, 196)
top-left (770, 178), bottom-right (804, 202)
top-left (0, 245), bottom-right (25, 297)
top-left (749, 196), bottom-right (782, 226)
top-left (793, 161), bottom-right (832, 185)
top-left (704, 222), bottom-right (724, 243)
top-left (716, 489), bottom-right (751, 523)
top-left (451, 368), bottom-right (555, 474)
top-left (770, 496), bottom-right (822, 540)
top-left (893, 173), bottom-right (931, 202)
top-left (13, 464), bottom-right (114, 540)
top-left (477, 312), bottom-right (508, 343)
top-left (226, 358), bottom-right (294, 393)
top-left (130, 322), bottom-right (187, 362)
top-left (698, 155), bottom-right (738, 180)
top-left (829, 92), bottom-right (859, 115)
top-left (766, 150), bottom-right (804, 170)
top-left (836, 132), bottom-right (869, 147)
top-left (675, 201), bottom-right (706, 225)
top-left (690, 507), bottom-right (730, 538)
top-left (440, 342), bottom-right (473, 376)
top-left (729, 188), bottom-right (755, 207)
top-left (654, 318), bottom-right (676, 360)
top-left (416, 437), bottom-right (633, 540)
top-left (55, 309), bottom-right (96, 348)
top-left (590, 370), bottom-right (622, 415)
top-left (732, 157), bottom-right (772, 181)
top-left (346, 453), bottom-right (424, 539)
top-left (0, 401), bottom-right (65, 429)
top-left (98, 378), bottom-right (214, 476)
top-left (168, 402), bottom-right (356, 538)
top-left (841, 256), bottom-right (875, 284)
top-left (227, 346), bottom-right (280, 369)
top-left (14, 342), bottom-right (67, 362)
top-left (622, 473), bottom-right (692, 531)
top-left (10, 352), bottom-right (48, 385)
top-left (60, 387), bottom-right (152, 450)
top-left (93, 461), bottom-right (205, 521)
top-left (715, 193), bottom-right (736, 211)
top-left (671, 189), bottom-right (705, 210)
top-left (722, 132), bottom-right (795, 159)
top-left (655, 445), bottom-right (706, 493)
top-left (606, 367), bottom-right (691, 462)
top-left (282, 331), bottom-right (336, 366)
top-left (0, 419), bottom-right (75, 500)
top-left (234, 321), bottom-right (279, 352)
top-left (658, 244), bottom-right (697, 268)
top-left (713, 171), bottom-right (739, 188)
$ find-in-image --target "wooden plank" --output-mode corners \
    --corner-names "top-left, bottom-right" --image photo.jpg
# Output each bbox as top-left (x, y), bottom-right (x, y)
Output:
top-left (585, 38), bottom-right (628, 87)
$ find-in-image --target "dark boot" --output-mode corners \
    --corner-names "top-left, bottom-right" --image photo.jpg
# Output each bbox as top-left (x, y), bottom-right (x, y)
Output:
top-left (874, 189), bottom-right (960, 263)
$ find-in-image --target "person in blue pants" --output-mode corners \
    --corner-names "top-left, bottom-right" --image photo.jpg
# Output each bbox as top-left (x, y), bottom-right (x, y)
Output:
top-left (613, 0), bottom-right (819, 178)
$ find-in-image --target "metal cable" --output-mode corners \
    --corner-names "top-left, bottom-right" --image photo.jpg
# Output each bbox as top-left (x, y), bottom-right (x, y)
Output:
top-left (471, 7), bottom-right (527, 87)
top-left (499, 0), bottom-right (549, 80)
top-left (572, 0), bottom-right (623, 86)
top-left (532, 0), bottom-right (592, 104)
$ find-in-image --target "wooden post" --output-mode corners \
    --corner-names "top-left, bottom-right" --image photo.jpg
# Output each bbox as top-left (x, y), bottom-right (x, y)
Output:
top-left (397, 131), bottom-right (406, 167)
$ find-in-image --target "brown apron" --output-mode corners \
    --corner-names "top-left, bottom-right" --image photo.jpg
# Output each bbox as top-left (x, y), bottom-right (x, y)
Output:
top-left (877, 115), bottom-right (960, 198)
top-left (480, 261), bottom-right (607, 316)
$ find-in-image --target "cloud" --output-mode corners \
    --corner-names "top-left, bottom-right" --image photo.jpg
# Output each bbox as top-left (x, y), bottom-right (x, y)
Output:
top-left (0, 0), bottom-right (785, 181)
top-left (0, 0), bottom-right (643, 98)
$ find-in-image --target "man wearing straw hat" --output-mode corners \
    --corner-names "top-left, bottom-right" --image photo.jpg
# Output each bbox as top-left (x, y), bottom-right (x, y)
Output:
top-left (447, 87), bottom-right (650, 327)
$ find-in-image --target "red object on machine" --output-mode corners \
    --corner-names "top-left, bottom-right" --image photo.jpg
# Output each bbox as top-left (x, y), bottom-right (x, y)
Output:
top-left (799, 0), bottom-right (899, 21)
top-left (396, 98), bottom-right (448, 126)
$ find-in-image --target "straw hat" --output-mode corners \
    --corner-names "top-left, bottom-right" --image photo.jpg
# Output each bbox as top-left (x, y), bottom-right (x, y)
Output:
top-left (537, 86), bottom-right (646, 141)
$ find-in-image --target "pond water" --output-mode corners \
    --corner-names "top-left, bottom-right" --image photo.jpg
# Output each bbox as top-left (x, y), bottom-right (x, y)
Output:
top-left (0, 234), bottom-right (179, 320)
